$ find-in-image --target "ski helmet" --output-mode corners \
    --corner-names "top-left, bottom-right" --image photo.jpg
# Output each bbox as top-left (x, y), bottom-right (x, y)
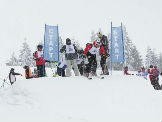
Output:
top-left (150, 65), bottom-right (153, 68)
top-left (98, 32), bottom-right (103, 38)
top-left (66, 38), bottom-right (71, 45)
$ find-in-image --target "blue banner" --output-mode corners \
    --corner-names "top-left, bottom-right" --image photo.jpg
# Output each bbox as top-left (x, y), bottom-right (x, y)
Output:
top-left (111, 26), bottom-right (124, 63)
top-left (43, 25), bottom-right (59, 61)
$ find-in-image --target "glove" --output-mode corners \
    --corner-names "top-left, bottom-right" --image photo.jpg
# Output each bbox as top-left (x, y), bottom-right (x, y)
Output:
top-left (102, 54), bottom-right (107, 59)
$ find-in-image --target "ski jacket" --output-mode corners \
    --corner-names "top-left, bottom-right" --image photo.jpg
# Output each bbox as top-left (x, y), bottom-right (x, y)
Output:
top-left (34, 50), bottom-right (46, 66)
top-left (100, 35), bottom-right (109, 56)
top-left (152, 68), bottom-right (159, 77)
top-left (25, 67), bottom-right (33, 79)
top-left (84, 42), bottom-right (106, 56)
top-left (124, 67), bottom-right (131, 75)
top-left (60, 44), bottom-right (78, 60)
top-left (58, 57), bottom-right (67, 69)
top-left (9, 71), bottom-right (21, 83)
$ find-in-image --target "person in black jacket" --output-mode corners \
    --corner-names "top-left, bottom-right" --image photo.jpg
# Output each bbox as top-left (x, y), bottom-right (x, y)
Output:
top-left (98, 32), bottom-right (109, 75)
top-left (9, 68), bottom-right (22, 85)
top-left (60, 38), bottom-right (79, 77)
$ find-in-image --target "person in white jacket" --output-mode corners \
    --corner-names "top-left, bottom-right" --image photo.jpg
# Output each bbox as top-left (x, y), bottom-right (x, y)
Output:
top-left (60, 38), bottom-right (79, 77)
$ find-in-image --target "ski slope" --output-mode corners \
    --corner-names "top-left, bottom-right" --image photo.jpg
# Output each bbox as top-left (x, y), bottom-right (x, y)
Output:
top-left (0, 66), bottom-right (162, 122)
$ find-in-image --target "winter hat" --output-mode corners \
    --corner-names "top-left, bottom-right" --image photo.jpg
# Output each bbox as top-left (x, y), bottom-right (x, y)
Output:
top-left (10, 68), bottom-right (14, 72)
top-left (66, 38), bottom-right (71, 45)
top-left (37, 44), bottom-right (43, 50)
top-left (150, 65), bottom-right (153, 68)
top-left (98, 32), bottom-right (103, 38)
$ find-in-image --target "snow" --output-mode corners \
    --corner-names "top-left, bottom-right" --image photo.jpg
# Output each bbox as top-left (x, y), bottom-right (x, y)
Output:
top-left (0, 66), bottom-right (162, 122)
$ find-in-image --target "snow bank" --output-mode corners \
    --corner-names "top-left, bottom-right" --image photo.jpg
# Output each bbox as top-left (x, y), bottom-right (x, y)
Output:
top-left (0, 66), bottom-right (161, 122)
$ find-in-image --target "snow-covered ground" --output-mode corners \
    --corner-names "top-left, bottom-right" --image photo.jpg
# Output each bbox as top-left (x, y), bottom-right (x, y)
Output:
top-left (0, 66), bottom-right (162, 122)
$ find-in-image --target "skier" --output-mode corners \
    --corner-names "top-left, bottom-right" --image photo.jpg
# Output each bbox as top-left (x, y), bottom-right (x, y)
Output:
top-left (98, 32), bottom-right (109, 75)
top-left (57, 56), bottom-right (67, 77)
top-left (124, 66), bottom-right (131, 75)
top-left (84, 40), bottom-right (106, 78)
top-left (60, 38), bottom-right (79, 77)
top-left (23, 65), bottom-right (33, 79)
top-left (138, 67), bottom-right (148, 79)
top-left (9, 68), bottom-right (22, 85)
top-left (148, 65), bottom-right (161, 90)
top-left (77, 49), bottom-right (85, 76)
top-left (34, 44), bottom-right (46, 77)
top-left (151, 66), bottom-right (161, 90)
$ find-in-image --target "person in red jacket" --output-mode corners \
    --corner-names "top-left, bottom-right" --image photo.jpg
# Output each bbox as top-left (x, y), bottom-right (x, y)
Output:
top-left (84, 40), bottom-right (106, 78)
top-left (148, 65), bottom-right (161, 90)
top-left (124, 66), bottom-right (131, 75)
top-left (34, 44), bottom-right (46, 77)
top-left (148, 65), bottom-right (154, 80)
top-left (98, 32), bottom-right (109, 75)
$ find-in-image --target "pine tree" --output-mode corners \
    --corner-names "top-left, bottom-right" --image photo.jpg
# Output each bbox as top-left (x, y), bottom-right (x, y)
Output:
top-left (130, 45), bottom-right (143, 70)
top-left (145, 46), bottom-right (152, 68)
top-left (158, 53), bottom-right (162, 72)
top-left (90, 31), bottom-right (97, 43)
top-left (6, 52), bottom-right (18, 66)
top-left (19, 42), bottom-right (34, 66)
top-left (123, 25), bottom-right (143, 70)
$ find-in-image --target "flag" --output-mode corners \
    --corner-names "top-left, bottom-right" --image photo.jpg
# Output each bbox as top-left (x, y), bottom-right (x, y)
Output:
top-left (43, 25), bottom-right (59, 61)
top-left (111, 26), bottom-right (124, 63)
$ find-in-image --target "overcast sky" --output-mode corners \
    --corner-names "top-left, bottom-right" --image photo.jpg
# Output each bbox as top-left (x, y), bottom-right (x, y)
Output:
top-left (0, 0), bottom-right (161, 63)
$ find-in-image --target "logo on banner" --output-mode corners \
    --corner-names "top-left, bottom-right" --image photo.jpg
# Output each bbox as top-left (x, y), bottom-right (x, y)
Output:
top-left (44, 25), bottom-right (59, 61)
top-left (111, 26), bottom-right (124, 63)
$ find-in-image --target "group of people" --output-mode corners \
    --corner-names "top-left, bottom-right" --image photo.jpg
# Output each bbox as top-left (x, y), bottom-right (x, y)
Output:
top-left (124, 65), bottom-right (162, 90)
top-left (7, 32), bottom-right (162, 91)
top-left (59, 32), bottom-right (109, 78)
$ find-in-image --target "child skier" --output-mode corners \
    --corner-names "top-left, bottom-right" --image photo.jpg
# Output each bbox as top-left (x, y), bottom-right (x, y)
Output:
top-left (34, 44), bottom-right (46, 77)
top-left (9, 68), bottom-right (22, 85)
top-left (23, 66), bottom-right (33, 79)
top-left (57, 56), bottom-right (67, 77)
top-left (84, 40), bottom-right (106, 78)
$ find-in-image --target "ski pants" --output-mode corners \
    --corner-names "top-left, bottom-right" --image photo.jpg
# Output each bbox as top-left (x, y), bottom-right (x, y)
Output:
top-left (57, 67), bottom-right (65, 77)
top-left (100, 55), bottom-right (106, 74)
top-left (66, 59), bottom-right (79, 77)
top-left (150, 78), bottom-right (161, 90)
top-left (86, 54), bottom-right (97, 73)
top-left (37, 65), bottom-right (45, 77)
top-left (77, 63), bottom-right (84, 75)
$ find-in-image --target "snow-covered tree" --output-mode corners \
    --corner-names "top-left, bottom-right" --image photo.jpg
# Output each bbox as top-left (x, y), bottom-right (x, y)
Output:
top-left (158, 53), bottom-right (162, 72)
top-left (123, 25), bottom-right (143, 70)
top-left (130, 45), bottom-right (143, 70)
top-left (6, 52), bottom-right (19, 66)
top-left (19, 42), bottom-right (34, 66)
top-left (145, 46), bottom-right (152, 68)
top-left (90, 31), bottom-right (97, 43)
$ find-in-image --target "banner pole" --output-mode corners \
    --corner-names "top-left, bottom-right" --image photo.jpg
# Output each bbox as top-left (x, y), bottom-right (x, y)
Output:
top-left (57, 24), bottom-right (59, 62)
top-left (121, 23), bottom-right (125, 74)
top-left (111, 22), bottom-right (113, 75)
top-left (43, 24), bottom-right (46, 77)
